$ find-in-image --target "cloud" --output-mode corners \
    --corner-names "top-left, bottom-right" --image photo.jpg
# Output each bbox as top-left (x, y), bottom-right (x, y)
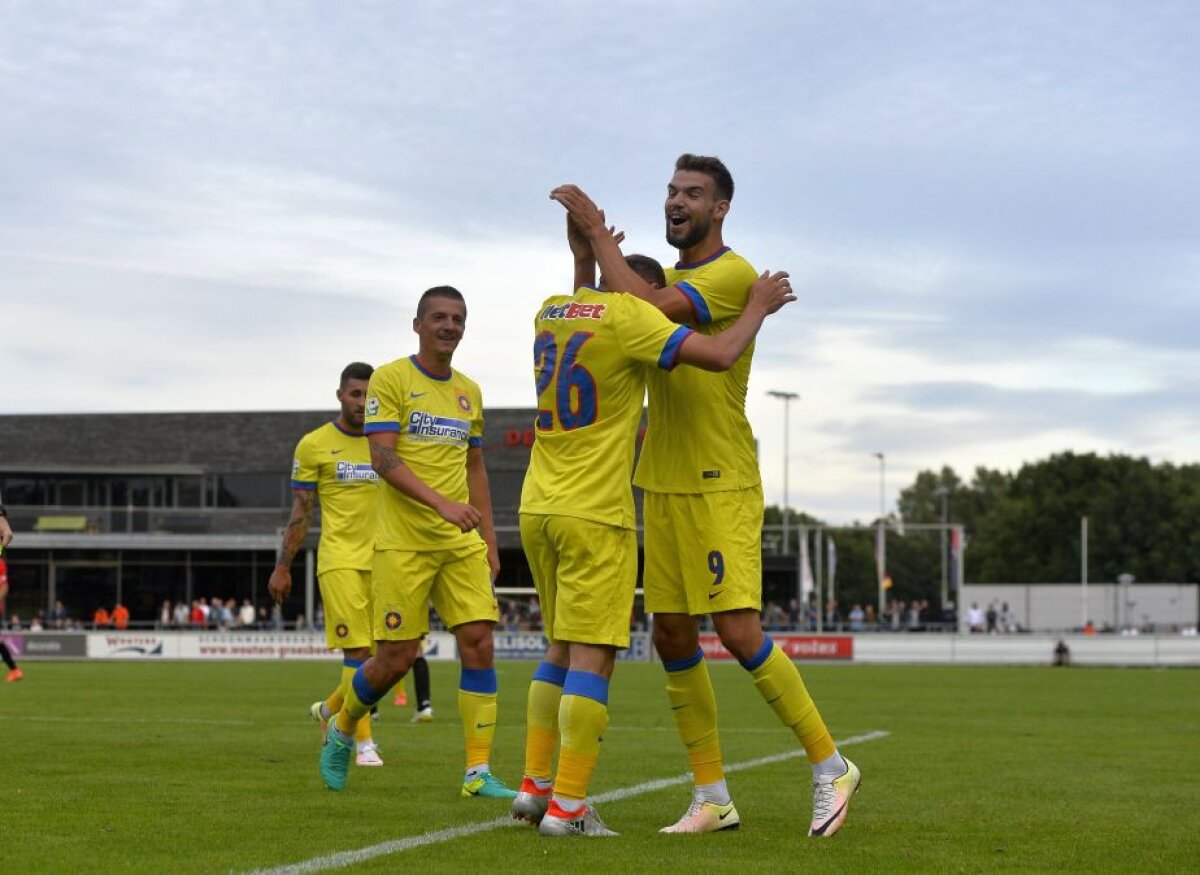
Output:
top-left (2, 0), bottom-right (1198, 523)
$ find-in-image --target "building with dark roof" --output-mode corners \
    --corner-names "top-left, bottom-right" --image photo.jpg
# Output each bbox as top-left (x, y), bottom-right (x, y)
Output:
top-left (0, 408), bottom-right (541, 626)
top-left (2, 409), bottom-right (793, 629)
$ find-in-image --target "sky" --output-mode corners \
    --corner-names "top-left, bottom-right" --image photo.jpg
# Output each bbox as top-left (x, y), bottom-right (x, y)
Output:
top-left (2, 0), bottom-right (1197, 524)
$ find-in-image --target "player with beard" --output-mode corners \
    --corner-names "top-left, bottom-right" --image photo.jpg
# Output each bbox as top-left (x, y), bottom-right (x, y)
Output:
top-left (511, 213), bottom-right (794, 837)
top-left (268, 362), bottom-right (432, 767)
top-left (551, 155), bottom-right (860, 838)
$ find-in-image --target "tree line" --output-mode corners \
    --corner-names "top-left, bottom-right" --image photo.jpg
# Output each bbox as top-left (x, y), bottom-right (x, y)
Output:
top-left (764, 451), bottom-right (1200, 610)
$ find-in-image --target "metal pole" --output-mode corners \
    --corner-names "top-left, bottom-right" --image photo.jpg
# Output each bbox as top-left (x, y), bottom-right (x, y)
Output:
top-left (816, 525), bottom-right (824, 633)
top-left (935, 486), bottom-right (949, 610)
top-left (1081, 515), bottom-right (1088, 628)
top-left (814, 527), bottom-right (824, 632)
top-left (767, 391), bottom-right (799, 555)
top-left (954, 525), bottom-right (965, 611)
top-left (783, 402), bottom-right (789, 555)
top-left (796, 524), bottom-right (807, 629)
top-left (874, 452), bottom-right (886, 618)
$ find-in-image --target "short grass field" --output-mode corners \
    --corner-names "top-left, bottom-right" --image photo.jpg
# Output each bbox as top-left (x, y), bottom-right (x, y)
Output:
top-left (3, 659), bottom-right (1198, 873)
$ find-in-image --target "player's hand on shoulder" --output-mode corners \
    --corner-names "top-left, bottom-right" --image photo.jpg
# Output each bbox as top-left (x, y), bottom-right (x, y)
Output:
top-left (749, 269), bottom-right (796, 315)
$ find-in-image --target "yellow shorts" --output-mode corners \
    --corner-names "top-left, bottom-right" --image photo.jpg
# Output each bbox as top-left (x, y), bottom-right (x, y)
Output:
top-left (520, 513), bottom-right (637, 649)
top-left (317, 568), bottom-right (373, 650)
top-left (371, 543), bottom-right (498, 641)
top-left (642, 486), bottom-right (763, 616)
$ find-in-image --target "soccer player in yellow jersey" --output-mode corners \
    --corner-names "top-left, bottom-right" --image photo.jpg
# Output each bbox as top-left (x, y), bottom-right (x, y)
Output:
top-left (552, 154), bottom-right (861, 838)
top-left (318, 286), bottom-right (516, 800)
top-left (268, 362), bottom-right (394, 766)
top-left (513, 214), bottom-right (795, 836)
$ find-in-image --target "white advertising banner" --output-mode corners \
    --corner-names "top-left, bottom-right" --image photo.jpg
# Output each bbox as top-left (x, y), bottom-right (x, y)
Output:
top-left (85, 630), bottom-right (461, 661)
top-left (88, 633), bottom-right (173, 659)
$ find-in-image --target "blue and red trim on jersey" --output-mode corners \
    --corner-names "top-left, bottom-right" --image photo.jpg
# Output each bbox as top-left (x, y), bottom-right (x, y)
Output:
top-left (674, 281), bottom-right (713, 324)
top-left (674, 246), bottom-right (730, 271)
top-left (364, 421), bottom-right (401, 434)
top-left (670, 246), bottom-right (730, 325)
top-left (331, 419), bottom-right (364, 437)
top-left (658, 326), bottom-right (695, 370)
top-left (409, 355), bottom-right (453, 381)
top-left (290, 479), bottom-right (317, 491)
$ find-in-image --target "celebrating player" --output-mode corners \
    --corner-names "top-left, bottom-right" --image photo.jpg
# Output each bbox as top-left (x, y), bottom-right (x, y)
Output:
top-left (512, 210), bottom-right (795, 836)
top-left (318, 286), bottom-right (515, 800)
top-left (269, 363), bottom-right (409, 766)
top-left (553, 154), bottom-right (861, 838)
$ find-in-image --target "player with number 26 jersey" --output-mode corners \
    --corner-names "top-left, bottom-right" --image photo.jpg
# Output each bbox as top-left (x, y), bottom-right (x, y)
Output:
top-left (519, 288), bottom-right (692, 530)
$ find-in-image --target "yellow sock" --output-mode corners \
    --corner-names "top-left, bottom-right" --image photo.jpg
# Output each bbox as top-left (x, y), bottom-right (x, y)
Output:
top-left (664, 649), bottom-right (724, 785)
top-left (354, 712), bottom-right (373, 744)
top-left (554, 673), bottom-right (609, 800)
top-left (460, 690), bottom-right (498, 770)
top-left (525, 662), bottom-right (566, 780)
top-left (335, 665), bottom-right (378, 736)
top-left (323, 662), bottom-right (356, 716)
top-left (747, 640), bottom-right (836, 762)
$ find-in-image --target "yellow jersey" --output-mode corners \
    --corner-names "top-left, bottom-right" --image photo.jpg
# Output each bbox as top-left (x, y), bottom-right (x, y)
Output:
top-left (291, 421), bottom-right (378, 574)
top-left (364, 355), bottom-right (485, 551)
top-left (520, 287), bottom-right (694, 529)
top-left (634, 247), bottom-right (762, 494)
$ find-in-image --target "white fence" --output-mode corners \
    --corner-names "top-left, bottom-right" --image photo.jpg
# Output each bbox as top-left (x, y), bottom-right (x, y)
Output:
top-left (4, 629), bottom-right (1199, 666)
top-left (960, 583), bottom-right (1197, 632)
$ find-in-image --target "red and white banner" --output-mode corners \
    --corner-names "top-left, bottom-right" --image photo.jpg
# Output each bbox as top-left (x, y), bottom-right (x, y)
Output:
top-left (698, 633), bottom-right (853, 661)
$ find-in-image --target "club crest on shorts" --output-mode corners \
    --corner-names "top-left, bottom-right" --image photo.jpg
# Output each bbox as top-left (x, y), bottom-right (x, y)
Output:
top-left (384, 610), bottom-right (403, 630)
top-left (335, 623), bottom-right (349, 638)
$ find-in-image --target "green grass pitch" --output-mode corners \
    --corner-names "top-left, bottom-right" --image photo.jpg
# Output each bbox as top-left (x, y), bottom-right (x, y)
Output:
top-left (3, 659), bottom-right (1197, 872)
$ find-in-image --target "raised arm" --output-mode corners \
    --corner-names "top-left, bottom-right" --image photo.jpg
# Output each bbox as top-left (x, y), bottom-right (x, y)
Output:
top-left (368, 431), bottom-right (482, 533)
top-left (552, 184), bottom-right (695, 322)
top-left (675, 270), bottom-right (796, 371)
top-left (567, 214), bottom-right (596, 291)
top-left (268, 489), bottom-right (315, 603)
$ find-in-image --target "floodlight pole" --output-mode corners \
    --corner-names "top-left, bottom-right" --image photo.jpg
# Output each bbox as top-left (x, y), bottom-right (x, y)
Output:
top-left (767, 391), bottom-right (799, 555)
top-left (934, 485), bottom-right (949, 610)
top-left (1081, 515), bottom-right (1088, 628)
top-left (873, 452), bottom-right (886, 617)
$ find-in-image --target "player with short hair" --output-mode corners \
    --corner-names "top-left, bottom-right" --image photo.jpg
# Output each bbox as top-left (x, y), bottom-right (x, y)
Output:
top-left (553, 154), bottom-right (861, 838)
top-left (269, 362), bottom-right (419, 766)
top-left (512, 211), bottom-right (795, 837)
top-left (318, 286), bottom-right (515, 799)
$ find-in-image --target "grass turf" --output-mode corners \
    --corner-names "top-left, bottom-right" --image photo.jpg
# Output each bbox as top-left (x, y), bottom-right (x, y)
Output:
top-left (2, 660), bottom-right (1197, 872)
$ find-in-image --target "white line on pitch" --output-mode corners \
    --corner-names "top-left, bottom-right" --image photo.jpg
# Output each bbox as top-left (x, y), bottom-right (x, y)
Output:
top-left (241, 729), bottom-right (890, 875)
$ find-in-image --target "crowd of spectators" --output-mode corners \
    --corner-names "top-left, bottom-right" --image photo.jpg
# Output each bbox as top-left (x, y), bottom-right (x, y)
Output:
top-left (153, 597), bottom-right (287, 631)
top-left (2, 599), bottom-right (86, 632)
top-left (758, 597), bottom-right (957, 633)
top-left (5, 594), bottom-right (1194, 637)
